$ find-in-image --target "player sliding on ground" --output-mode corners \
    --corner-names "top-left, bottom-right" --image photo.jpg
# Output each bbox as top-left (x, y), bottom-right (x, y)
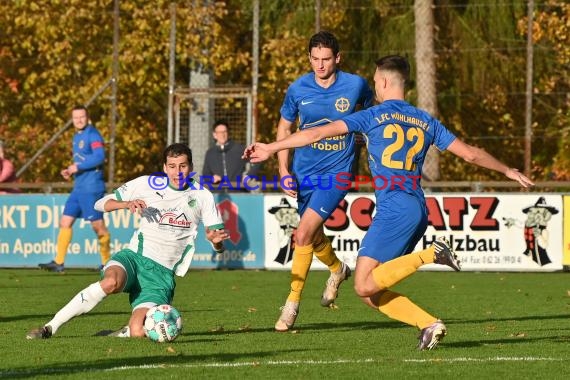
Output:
top-left (27, 143), bottom-right (228, 339)
top-left (244, 55), bottom-right (533, 350)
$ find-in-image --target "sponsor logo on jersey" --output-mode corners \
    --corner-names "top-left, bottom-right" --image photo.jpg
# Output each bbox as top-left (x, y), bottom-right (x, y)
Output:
top-left (159, 212), bottom-right (192, 228)
top-left (335, 97), bottom-right (350, 112)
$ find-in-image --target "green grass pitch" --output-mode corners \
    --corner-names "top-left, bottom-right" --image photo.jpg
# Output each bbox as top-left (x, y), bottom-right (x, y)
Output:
top-left (1, 268), bottom-right (569, 379)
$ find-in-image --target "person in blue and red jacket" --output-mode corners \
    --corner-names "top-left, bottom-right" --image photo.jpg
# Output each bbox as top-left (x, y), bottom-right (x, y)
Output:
top-left (39, 105), bottom-right (111, 272)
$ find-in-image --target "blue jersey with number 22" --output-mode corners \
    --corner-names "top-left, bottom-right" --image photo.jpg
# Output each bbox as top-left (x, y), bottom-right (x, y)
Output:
top-left (343, 99), bottom-right (456, 204)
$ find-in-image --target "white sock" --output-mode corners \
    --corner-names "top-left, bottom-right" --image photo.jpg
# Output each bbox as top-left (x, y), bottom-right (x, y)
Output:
top-left (46, 282), bottom-right (107, 335)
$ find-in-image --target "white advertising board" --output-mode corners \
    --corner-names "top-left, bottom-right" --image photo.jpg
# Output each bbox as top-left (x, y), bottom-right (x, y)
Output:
top-left (264, 193), bottom-right (563, 272)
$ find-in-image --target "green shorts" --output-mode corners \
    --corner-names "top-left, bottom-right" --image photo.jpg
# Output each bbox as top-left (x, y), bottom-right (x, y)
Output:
top-left (110, 249), bottom-right (176, 309)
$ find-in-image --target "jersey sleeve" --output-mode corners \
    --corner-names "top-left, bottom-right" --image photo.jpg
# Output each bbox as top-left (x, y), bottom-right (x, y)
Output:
top-left (430, 117), bottom-right (457, 151)
top-left (343, 108), bottom-right (374, 134)
top-left (279, 84), bottom-right (299, 123)
top-left (113, 176), bottom-right (148, 201)
top-left (201, 192), bottom-right (224, 230)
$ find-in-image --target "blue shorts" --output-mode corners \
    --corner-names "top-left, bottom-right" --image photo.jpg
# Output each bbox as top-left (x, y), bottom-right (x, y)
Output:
top-left (358, 192), bottom-right (428, 263)
top-left (63, 190), bottom-right (105, 221)
top-left (296, 183), bottom-right (347, 220)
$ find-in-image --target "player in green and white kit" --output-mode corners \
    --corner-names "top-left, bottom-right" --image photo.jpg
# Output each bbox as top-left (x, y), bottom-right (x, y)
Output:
top-left (27, 143), bottom-right (229, 339)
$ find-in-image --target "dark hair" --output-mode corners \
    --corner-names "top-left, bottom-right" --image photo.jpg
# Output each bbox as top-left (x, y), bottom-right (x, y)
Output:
top-left (163, 143), bottom-right (193, 165)
top-left (308, 31), bottom-right (340, 57)
top-left (71, 105), bottom-right (89, 117)
top-left (212, 119), bottom-right (229, 132)
top-left (375, 55), bottom-right (410, 83)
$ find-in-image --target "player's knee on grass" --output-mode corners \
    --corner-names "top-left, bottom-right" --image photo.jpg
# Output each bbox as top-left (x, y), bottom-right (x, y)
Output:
top-left (129, 308), bottom-right (148, 337)
top-left (129, 325), bottom-right (146, 338)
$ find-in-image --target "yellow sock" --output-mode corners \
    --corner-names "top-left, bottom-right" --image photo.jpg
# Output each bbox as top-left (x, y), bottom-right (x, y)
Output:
top-left (371, 253), bottom-right (424, 290)
top-left (287, 244), bottom-right (313, 302)
top-left (416, 246), bottom-right (436, 264)
top-left (313, 237), bottom-right (341, 272)
top-left (54, 227), bottom-right (72, 265)
top-left (98, 233), bottom-right (111, 265)
top-left (378, 290), bottom-right (437, 329)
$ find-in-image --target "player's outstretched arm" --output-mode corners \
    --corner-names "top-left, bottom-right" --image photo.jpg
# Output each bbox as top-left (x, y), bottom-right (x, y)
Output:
top-left (275, 117), bottom-right (293, 171)
top-left (94, 193), bottom-right (148, 213)
top-left (446, 139), bottom-right (534, 188)
top-left (246, 120), bottom-right (349, 163)
top-left (275, 117), bottom-right (297, 197)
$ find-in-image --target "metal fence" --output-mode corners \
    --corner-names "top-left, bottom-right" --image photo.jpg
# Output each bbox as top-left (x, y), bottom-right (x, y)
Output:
top-left (173, 86), bottom-right (252, 176)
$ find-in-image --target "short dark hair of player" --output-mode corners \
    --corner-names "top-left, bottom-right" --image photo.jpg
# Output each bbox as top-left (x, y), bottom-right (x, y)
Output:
top-left (163, 143), bottom-right (193, 166)
top-left (308, 31), bottom-right (340, 57)
top-left (212, 119), bottom-right (230, 132)
top-left (375, 55), bottom-right (410, 84)
top-left (71, 105), bottom-right (89, 117)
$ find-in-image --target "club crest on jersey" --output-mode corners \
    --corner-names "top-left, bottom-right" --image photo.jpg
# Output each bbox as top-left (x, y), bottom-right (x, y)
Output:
top-left (158, 212), bottom-right (192, 228)
top-left (335, 97), bottom-right (350, 113)
top-left (79, 140), bottom-right (85, 149)
top-left (187, 198), bottom-right (196, 208)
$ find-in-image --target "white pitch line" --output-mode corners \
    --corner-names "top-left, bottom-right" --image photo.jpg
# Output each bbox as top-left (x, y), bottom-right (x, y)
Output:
top-left (103, 356), bottom-right (562, 371)
top-left (104, 359), bottom-right (376, 371)
top-left (0, 357), bottom-right (563, 377)
top-left (404, 357), bottom-right (563, 363)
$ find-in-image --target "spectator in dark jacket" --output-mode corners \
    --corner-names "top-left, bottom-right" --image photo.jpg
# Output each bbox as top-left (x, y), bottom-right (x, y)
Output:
top-left (202, 120), bottom-right (260, 192)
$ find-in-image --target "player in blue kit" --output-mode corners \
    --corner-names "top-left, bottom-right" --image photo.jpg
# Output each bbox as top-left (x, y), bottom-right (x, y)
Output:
top-left (39, 105), bottom-right (111, 272)
top-left (245, 55), bottom-right (533, 349)
top-left (273, 31), bottom-right (374, 331)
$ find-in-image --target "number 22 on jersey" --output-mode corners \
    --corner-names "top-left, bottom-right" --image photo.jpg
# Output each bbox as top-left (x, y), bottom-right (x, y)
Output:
top-left (381, 123), bottom-right (425, 171)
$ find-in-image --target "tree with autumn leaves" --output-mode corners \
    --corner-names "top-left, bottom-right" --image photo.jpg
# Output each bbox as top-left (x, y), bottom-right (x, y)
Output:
top-left (0, 0), bottom-right (249, 183)
top-left (524, 1), bottom-right (570, 179)
top-left (0, 0), bottom-right (568, 187)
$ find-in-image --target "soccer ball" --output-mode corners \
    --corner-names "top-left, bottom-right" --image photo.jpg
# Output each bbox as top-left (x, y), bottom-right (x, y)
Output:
top-left (143, 304), bottom-right (183, 343)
